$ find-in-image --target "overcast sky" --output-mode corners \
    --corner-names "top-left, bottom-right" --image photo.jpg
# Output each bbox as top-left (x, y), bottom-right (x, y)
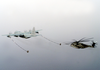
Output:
top-left (0, 0), bottom-right (100, 70)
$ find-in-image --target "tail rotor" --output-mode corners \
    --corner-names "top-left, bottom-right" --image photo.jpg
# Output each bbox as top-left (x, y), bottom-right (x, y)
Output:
top-left (91, 41), bottom-right (97, 48)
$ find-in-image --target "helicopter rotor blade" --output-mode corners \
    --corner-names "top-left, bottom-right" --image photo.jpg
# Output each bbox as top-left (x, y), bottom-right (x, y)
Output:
top-left (78, 37), bottom-right (86, 42)
top-left (79, 39), bottom-right (92, 42)
top-left (64, 42), bottom-right (72, 45)
top-left (78, 37), bottom-right (93, 42)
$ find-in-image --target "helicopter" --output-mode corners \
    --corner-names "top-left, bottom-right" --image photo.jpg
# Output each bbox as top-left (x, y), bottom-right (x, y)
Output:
top-left (65, 37), bottom-right (97, 49)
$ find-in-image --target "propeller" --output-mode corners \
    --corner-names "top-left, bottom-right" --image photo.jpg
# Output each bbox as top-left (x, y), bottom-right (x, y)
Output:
top-left (91, 40), bottom-right (97, 47)
top-left (78, 37), bottom-right (93, 42)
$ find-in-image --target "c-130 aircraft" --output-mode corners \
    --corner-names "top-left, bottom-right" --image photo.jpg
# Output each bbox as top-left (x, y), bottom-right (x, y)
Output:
top-left (2, 27), bottom-right (41, 39)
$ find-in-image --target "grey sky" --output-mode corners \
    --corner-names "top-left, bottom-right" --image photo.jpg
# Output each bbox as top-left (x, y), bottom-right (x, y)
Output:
top-left (0, 0), bottom-right (100, 70)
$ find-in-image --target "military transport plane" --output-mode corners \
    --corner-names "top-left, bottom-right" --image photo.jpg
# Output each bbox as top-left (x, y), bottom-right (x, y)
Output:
top-left (2, 27), bottom-right (42, 39)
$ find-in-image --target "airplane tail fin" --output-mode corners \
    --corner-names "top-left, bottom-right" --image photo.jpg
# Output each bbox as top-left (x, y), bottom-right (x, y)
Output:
top-left (31, 27), bottom-right (36, 36)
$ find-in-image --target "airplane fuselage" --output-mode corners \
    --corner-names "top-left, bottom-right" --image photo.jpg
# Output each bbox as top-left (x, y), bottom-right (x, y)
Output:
top-left (19, 35), bottom-right (30, 39)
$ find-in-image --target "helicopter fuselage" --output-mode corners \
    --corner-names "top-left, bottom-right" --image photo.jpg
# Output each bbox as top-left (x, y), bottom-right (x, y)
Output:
top-left (71, 42), bottom-right (92, 49)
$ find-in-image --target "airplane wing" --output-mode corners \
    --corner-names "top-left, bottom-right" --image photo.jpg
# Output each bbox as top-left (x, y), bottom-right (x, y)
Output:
top-left (2, 33), bottom-right (24, 36)
top-left (2, 34), bottom-right (16, 36)
top-left (24, 34), bottom-right (32, 37)
top-left (31, 34), bottom-right (41, 37)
